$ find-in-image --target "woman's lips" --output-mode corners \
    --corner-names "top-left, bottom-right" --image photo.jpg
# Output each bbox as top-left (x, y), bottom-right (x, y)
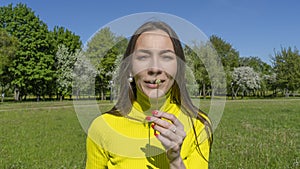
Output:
top-left (144, 79), bottom-right (165, 89)
top-left (145, 83), bottom-right (159, 89)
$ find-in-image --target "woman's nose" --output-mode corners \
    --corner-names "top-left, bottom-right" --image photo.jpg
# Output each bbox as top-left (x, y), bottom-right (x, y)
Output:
top-left (147, 67), bottom-right (162, 76)
top-left (147, 57), bottom-right (162, 75)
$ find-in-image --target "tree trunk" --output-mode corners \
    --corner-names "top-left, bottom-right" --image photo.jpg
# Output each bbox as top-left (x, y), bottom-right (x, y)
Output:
top-left (101, 89), bottom-right (104, 100)
top-left (231, 87), bottom-right (234, 100)
top-left (76, 89), bottom-right (80, 100)
top-left (14, 87), bottom-right (19, 101)
top-left (202, 83), bottom-right (206, 99)
top-left (233, 86), bottom-right (240, 100)
top-left (1, 86), bottom-right (3, 103)
top-left (285, 88), bottom-right (289, 97)
top-left (241, 90), bottom-right (245, 99)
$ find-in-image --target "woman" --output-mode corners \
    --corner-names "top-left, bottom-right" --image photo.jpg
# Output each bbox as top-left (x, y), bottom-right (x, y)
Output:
top-left (86, 21), bottom-right (212, 169)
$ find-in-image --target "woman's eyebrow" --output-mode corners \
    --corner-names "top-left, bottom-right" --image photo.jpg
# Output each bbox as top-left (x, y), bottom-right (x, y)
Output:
top-left (135, 49), bottom-right (151, 54)
top-left (135, 49), bottom-right (175, 55)
top-left (160, 49), bottom-right (175, 55)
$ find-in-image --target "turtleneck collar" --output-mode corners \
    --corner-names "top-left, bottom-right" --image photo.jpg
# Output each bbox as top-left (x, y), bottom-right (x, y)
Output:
top-left (136, 87), bottom-right (171, 113)
top-left (126, 88), bottom-right (180, 123)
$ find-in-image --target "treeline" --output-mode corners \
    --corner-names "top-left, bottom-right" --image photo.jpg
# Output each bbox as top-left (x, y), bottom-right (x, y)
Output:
top-left (0, 3), bottom-right (82, 101)
top-left (185, 36), bottom-right (300, 99)
top-left (1, 3), bottom-right (299, 102)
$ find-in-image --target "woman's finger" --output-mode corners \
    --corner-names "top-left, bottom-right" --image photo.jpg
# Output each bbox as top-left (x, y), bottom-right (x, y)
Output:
top-left (152, 110), bottom-right (183, 128)
top-left (152, 110), bottom-right (176, 122)
top-left (152, 122), bottom-right (185, 141)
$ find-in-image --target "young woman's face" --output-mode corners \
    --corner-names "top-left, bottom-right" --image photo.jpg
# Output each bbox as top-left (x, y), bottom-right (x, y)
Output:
top-left (132, 30), bottom-right (177, 98)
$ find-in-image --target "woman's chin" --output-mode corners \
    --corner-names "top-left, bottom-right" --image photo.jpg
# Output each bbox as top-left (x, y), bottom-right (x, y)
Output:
top-left (145, 89), bottom-right (165, 98)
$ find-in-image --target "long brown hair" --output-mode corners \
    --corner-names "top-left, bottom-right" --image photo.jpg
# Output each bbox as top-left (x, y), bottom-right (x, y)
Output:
top-left (108, 21), bottom-right (212, 160)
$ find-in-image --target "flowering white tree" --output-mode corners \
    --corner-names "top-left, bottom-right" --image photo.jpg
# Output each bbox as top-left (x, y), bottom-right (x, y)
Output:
top-left (72, 51), bottom-right (98, 100)
top-left (56, 44), bottom-right (78, 101)
top-left (232, 66), bottom-right (260, 99)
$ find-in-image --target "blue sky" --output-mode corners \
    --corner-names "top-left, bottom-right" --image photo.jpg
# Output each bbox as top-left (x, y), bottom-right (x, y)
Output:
top-left (1, 0), bottom-right (300, 65)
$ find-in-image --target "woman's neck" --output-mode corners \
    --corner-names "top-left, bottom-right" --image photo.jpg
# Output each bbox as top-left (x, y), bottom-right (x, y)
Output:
top-left (136, 88), bottom-right (171, 114)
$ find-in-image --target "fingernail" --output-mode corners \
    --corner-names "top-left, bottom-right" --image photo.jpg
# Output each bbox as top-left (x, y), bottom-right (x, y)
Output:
top-left (152, 110), bottom-right (158, 115)
top-left (151, 123), bottom-right (155, 129)
top-left (145, 116), bottom-right (151, 121)
top-left (154, 133), bottom-right (159, 137)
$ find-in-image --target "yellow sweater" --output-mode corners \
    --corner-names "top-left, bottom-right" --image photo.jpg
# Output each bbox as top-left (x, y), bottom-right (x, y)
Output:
top-left (86, 91), bottom-right (210, 169)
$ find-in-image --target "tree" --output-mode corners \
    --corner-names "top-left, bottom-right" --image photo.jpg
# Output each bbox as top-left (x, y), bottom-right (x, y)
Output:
top-left (261, 73), bottom-right (277, 96)
top-left (184, 40), bottom-right (226, 99)
top-left (85, 27), bottom-right (127, 100)
top-left (232, 66), bottom-right (261, 99)
top-left (48, 25), bottom-right (82, 99)
top-left (184, 45), bottom-right (209, 97)
top-left (0, 28), bottom-right (19, 100)
top-left (55, 44), bottom-right (78, 101)
top-left (52, 26), bottom-right (82, 54)
top-left (239, 56), bottom-right (272, 75)
top-left (210, 35), bottom-right (239, 95)
top-left (73, 51), bottom-right (98, 100)
top-left (1, 3), bottom-right (55, 101)
top-left (210, 35), bottom-right (239, 71)
top-left (272, 46), bottom-right (300, 96)
top-left (239, 56), bottom-right (273, 96)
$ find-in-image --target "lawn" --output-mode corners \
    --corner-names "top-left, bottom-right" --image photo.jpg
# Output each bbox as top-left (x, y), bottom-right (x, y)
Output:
top-left (0, 101), bottom-right (87, 169)
top-left (0, 99), bottom-right (299, 169)
top-left (209, 99), bottom-right (300, 169)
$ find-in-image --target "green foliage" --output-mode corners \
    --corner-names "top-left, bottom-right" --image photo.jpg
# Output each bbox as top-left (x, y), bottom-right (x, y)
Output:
top-left (1, 3), bottom-right (55, 100)
top-left (85, 27), bottom-right (116, 66)
top-left (0, 28), bottom-right (19, 94)
top-left (210, 35), bottom-right (240, 94)
top-left (185, 41), bottom-right (226, 98)
top-left (52, 26), bottom-right (82, 54)
top-left (85, 27), bottom-right (127, 99)
top-left (0, 3), bottom-right (82, 100)
top-left (272, 47), bottom-right (300, 94)
top-left (1, 3), bottom-right (299, 100)
top-left (239, 56), bottom-right (272, 75)
top-left (0, 29), bottom-right (18, 72)
top-left (184, 44), bottom-right (209, 96)
top-left (210, 35), bottom-right (239, 71)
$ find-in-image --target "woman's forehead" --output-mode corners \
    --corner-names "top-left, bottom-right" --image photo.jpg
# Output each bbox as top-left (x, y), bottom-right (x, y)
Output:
top-left (135, 30), bottom-right (174, 51)
top-left (139, 29), bottom-right (169, 37)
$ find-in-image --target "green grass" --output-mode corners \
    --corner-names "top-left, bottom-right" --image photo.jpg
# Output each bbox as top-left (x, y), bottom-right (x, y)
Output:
top-left (0, 99), bottom-right (299, 168)
top-left (0, 101), bottom-right (86, 169)
top-left (209, 99), bottom-right (300, 169)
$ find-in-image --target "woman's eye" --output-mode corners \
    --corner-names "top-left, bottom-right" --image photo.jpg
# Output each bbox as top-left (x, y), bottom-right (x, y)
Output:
top-left (136, 55), bottom-right (148, 60)
top-left (162, 55), bottom-right (175, 61)
top-left (137, 56), bottom-right (147, 60)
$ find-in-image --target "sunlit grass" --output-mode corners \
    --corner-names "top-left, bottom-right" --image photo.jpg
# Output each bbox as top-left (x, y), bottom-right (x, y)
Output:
top-left (0, 105), bottom-right (86, 168)
top-left (0, 99), bottom-right (299, 168)
top-left (209, 99), bottom-right (300, 169)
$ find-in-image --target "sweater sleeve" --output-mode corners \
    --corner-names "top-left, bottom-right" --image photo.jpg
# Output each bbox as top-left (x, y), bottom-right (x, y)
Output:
top-left (85, 135), bottom-right (109, 169)
top-left (182, 119), bottom-right (211, 169)
top-left (183, 136), bottom-right (210, 169)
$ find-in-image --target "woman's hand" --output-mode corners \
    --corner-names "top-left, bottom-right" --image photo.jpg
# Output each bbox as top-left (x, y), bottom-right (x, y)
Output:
top-left (146, 110), bottom-right (186, 168)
